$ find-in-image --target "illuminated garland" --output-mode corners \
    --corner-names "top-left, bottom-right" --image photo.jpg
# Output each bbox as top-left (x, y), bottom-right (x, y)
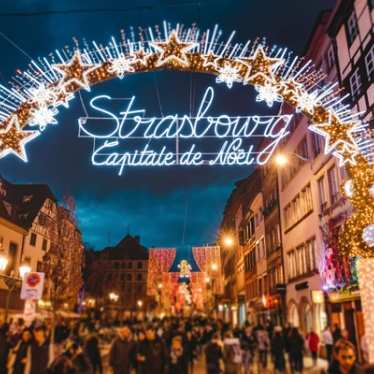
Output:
top-left (0, 23), bottom-right (372, 256)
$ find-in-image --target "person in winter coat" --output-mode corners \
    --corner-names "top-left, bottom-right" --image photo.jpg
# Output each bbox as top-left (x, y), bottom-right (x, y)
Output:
top-left (288, 327), bottom-right (304, 374)
top-left (256, 325), bottom-right (270, 369)
top-left (109, 326), bottom-right (136, 374)
top-left (271, 326), bottom-right (286, 374)
top-left (240, 326), bottom-right (255, 374)
top-left (84, 331), bottom-right (102, 374)
top-left (205, 333), bottom-right (223, 374)
top-left (307, 330), bottom-right (320, 366)
top-left (167, 336), bottom-right (188, 374)
top-left (9, 328), bottom-right (32, 374)
top-left (223, 331), bottom-right (242, 374)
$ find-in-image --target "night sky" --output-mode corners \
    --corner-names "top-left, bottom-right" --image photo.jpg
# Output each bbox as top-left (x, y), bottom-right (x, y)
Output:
top-left (0, 0), bottom-right (335, 249)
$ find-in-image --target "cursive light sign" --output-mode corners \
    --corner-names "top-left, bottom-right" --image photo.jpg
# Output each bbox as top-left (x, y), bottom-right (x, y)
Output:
top-left (78, 86), bottom-right (293, 175)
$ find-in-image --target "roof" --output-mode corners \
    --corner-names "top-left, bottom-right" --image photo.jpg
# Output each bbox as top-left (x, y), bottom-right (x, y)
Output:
top-left (0, 176), bottom-right (56, 230)
top-left (97, 234), bottom-right (149, 260)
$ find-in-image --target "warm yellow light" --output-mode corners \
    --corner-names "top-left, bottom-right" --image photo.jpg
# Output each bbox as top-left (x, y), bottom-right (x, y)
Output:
top-left (137, 300), bottom-right (143, 308)
top-left (19, 264), bottom-right (31, 279)
top-left (0, 254), bottom-right (8, 272)
top-left (223, 236), bottom-right (234, 247)
top-left (157, 283), bottom-right (163, 289)
top-left (205, 276), bottom-right (211, 283)
top-left (211, 263), bottom-right (218, 271)
top-left (274, 153), bottom-right (288, 167)
top-left (109, 292), bottom-right (119, 302)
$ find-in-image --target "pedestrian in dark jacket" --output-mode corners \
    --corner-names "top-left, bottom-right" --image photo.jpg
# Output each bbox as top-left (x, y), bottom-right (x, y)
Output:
top-left (167, 336), bottom-right (188, 374)
top-left (205, 333), bottom-right (223, 374)
top-left (328, 340), bottom-right (364, 374)
top-left (109, 326), bottom-right (136, 374)
top-left (271, 327), bottom-right (286, 374)
top-left (10, 328), bottom-right (32, 374)
top-left (139, 326), bottom-right (168, 374)
top-left (84, 332), bottom-right (102, 373)
top-left (288, 327), bottom-right (304, 374)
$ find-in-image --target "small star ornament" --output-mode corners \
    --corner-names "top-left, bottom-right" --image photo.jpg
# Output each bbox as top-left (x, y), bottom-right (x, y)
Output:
top-left (53, 50), bottom-right (99, 92)
top-left (151, 31), bottom-right (197, 67)
top-left (27, 83), bottom-right (57, 106)
top-left (0, 116), bottom-right (40, 162)
top-left (108, 55), bottom-right (135, 79)
top-left (294, 90), bottom-right (320, 115)
top-left (29, 105), bottom-right (59, 131)
top-left (202, 51), bottom-right (221, 70)
top-left (333, 144), bottom-right (358, 166)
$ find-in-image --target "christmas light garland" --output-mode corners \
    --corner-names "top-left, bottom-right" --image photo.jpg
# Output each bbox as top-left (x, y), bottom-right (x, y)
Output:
top-left (0, 22), bottom-right (372, 256)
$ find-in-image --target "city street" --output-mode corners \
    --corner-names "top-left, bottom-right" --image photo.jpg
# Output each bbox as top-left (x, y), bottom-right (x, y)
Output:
top-left (0, 0), bottom-right (373, 372)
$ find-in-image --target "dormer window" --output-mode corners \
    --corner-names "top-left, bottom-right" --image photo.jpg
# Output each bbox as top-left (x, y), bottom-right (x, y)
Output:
top-left (23, 195), bottom-right (33, 203)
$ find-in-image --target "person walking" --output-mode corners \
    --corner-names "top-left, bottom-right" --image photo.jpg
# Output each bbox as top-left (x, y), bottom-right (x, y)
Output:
top-left (84, 330), bottom-right (102, 374)
top-left (223, 330), bottom-right (242, 374)
top-left (288, 327), bottom-right (304, 374)
top-left (109, 325), bottom-right (136, 374)
top-left (240, 326), bottom-right (255, 374)
top-left (322, 326), bottom-right (334, 363)
top-left (8, 328), bottom-right (32, 374)
top-left (205, 333), bottom-right (223, 374)
top-left (271, 326), bottom-right (286, 374)
top-left (167, 336), bottom-right (188, 374)
top-left (328, 340), bottom-right (363, 374)
top-left (307, 330), bottom-right (320, 367)
top-left (256, 324), bottom-right (270, 369)
top-left (24, 324), bottom-right (54, 374)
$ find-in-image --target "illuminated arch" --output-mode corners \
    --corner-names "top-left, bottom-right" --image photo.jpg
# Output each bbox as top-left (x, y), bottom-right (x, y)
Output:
top-left (0, 23), bottom-right (373, 257)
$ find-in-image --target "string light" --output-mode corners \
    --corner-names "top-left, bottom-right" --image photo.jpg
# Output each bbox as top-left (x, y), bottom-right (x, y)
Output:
top-left (255, 82), bottom-right (282, 108)
top-left (108, 55), bottom-right (135, 79)
top-left (363, 225), bottom-right (374, 247)
top-left (216, 62), bottom-right (242, 88)
top-left (29, 105), bottom-right (58, 131)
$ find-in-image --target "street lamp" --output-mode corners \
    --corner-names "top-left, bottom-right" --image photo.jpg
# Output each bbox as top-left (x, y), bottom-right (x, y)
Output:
top-left (137, 300), bottom-right (143, 308)
top-left (211, 263), bottom-right (218, 272)
top-left (109, 292), bottom-right (119, 302)
top-left (19, 263), bottom-right (31, 279)
top-left (157, 283), bottom-right (163, 290)
top-left (205, 276), bottom-right (211, 284)
top-left (222, 235), bottom-right (234, 248)
top-left (0, 254), bottom-right (8, 272)
top-left (274, 153), bottom-right (288, 167)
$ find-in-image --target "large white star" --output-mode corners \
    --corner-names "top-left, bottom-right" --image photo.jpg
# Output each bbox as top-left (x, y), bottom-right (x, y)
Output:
top-left (0, 116), bottom-right (40, 162)
top-left (150, 31), bottom-right (197, 67)
top-left (52, 50), bottom-right (99, 92)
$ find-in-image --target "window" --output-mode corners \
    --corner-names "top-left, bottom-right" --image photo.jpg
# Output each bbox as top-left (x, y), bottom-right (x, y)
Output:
top-left (37, 261), bottom-right (43, 272)
top-left (287, 238), bottom-right (316, 280)
top-left (297, 137), bottom-right (309, 161)
top-left (42, 238), bottom-right (47, 251)
top-left (0, 236), bottom-right (3, 250)
top-left (346, 11), bottom-right (359, 45)
top-left (137, 273), bottom-right (142, 281)
top-left (328, 166), bottom-right (340, 204)
top-left (283, 184), bottom-right (313, 229)
top-left (326, 44), bottom-right (335, 71)
top-left (137, 261), bottom-right (143, 269)
top-left (127, 262), bottom-right (133, 269)
top-left (349, 69), bottom-right (362, 99)
top-left (38, 213), bottom-right (47, 226)
top-left (126, 273), bottom-right (132, 281)
top-left (317, 176), bottom-right (327, 212)
top-left (311, 133), bottom-right (323, 157)
top-left (30, 233), bottom-right (37, 246)
top-left (365, 45), bottom-right (374, 82)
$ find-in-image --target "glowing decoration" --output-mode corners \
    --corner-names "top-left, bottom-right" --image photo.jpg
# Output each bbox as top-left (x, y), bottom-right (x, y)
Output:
top-left (344, 179), bottom-right (353, 198)
top-left (27, 84), bottom-right (57, 106)
top-left (357, 259), bottom-right (374, 362)
top-left (81, 87), bottom-right (293, 175)
top-left (363, 225), bottom-right (374, 247)
top-left (108, 55), bottom-right (135, 79)
top-left (129, 47), bottom-right (152, 67)
top-left (178, 260), bottom-right (192, 279)
top-left (53, 50), bottom-right (98, 92)
top-left (255, 82), bottom-right (282, 107)
top-left (150, 31), bottom-right (197, 68)
top-left (216, 62), bottom-right (242, 88)
top-left (29, 106), bottom-right (58, 131)
top-left (333, 144), bottom-right (358, 167)
top-left (294, 90), bottom-right (320, 115)
top-left (309, 111), bottom-right (358, 155)
top-left (54, 90), bottom-right (75, 109)
top-left (370, 185), bottom-right (374, 199)
top-left (241, 45), bottom-right (283, 85)
top-left (0, 116), bottom-right (40, 162)
top-left (202, 51), bottom-right (221, 70)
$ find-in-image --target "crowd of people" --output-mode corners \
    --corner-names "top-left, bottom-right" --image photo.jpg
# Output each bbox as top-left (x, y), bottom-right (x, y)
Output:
top-left (0, 315), bottom-right (370, 374)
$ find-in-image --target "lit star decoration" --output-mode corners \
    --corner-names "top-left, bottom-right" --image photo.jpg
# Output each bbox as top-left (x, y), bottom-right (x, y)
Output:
top-left (150, 31), bottom-right (197, 68)
top-left (108, 55), bottom-right (135, 79)
top-left (0, 23), bottom-right (370, 262)
top-left (29, 106), bottom-right (58, 131)
top-left (241, 45), bottom-right (283, 85)
top-left (202, 51), bottom-right (221, 70)
top-left (255, 82), bottom-right (282, 108)
top-left (53, 50), bottom-right (98, 92)
top-left (344, 179), bottom-right (353, 198)
top-left (309, 111), bottom-right (358, 155)
top-left (0, 116), bottom-right (40, 161)
top-left (216, 62), bottom-right (242, 89)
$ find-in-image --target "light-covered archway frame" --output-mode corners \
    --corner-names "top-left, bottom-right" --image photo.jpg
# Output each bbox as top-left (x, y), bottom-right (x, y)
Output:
top-left (0, 24), bottom-right (373, 258)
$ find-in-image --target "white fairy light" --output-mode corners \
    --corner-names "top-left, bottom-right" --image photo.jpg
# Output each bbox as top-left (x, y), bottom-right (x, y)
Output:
top-left (255, 82), bottom-right (282, 108)
top-left (295, 90), bottom-right (320, 114)
top-left (216, 62), bottom-right (242, 89)
top-left (27, 84), bottom-right (57, 106)
top-left (363, 224), bottom-right (374, 247)
top-left (29, 106), bottom-right (59, 131)
top-left (108, 55), bottom-right (135, 79)
top-left (370, 185), bottom-right (374, 199)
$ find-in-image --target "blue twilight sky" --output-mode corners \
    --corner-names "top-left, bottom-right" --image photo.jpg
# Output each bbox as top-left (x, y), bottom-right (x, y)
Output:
top-left (0, 0), bottom-right (335, 249)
